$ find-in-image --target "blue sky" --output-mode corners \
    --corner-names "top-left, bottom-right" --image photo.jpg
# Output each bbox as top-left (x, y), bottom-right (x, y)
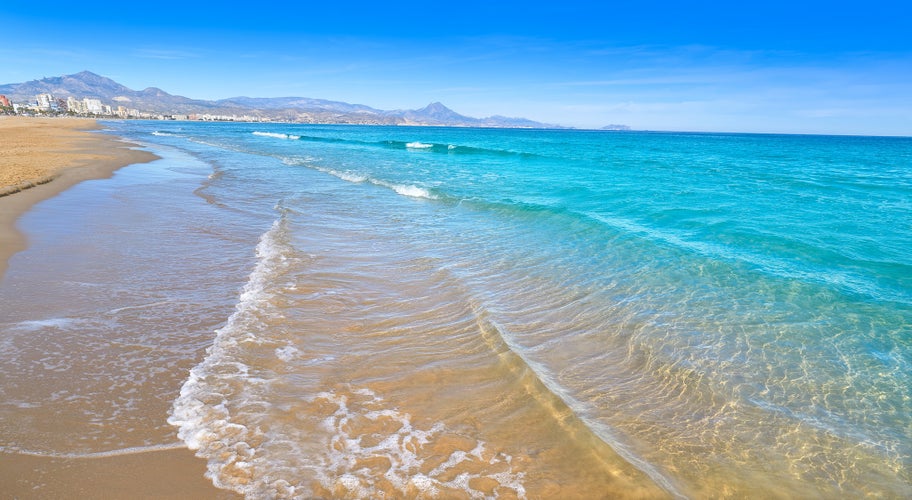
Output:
top-left (2, 1), bottom-right (910, 135)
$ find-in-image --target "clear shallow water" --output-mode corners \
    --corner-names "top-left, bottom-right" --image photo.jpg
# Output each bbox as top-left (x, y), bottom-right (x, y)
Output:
top-left (0, 144), bottom-right (260, 461)
top-left (6, 122), bottom-right (909, 498)
top-left (146, 123), bottom-right (912, 498)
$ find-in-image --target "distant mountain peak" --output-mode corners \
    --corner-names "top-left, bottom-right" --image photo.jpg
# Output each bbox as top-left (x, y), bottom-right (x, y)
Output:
top-left (401, 102), bottom-right (472, 124)
top-left (0, 71), bottom-right (562, 128)
top-left (66, 70), bottom-right (123, 87)
top-left (72, 70), bottom-right (104, 79)
top-left (421, 101), bottom-right (450, 111)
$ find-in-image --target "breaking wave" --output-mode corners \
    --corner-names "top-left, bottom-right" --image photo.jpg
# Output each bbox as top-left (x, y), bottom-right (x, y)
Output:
top-left (253, 131), bottom-right (301, 140)
top-left (298, 163), bottom-right (437, 200)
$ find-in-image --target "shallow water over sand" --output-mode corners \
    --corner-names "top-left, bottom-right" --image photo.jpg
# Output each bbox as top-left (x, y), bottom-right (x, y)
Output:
top-left (3, 122), bottom-right (910, 498)
top-left (0, 146), bottom-right (255, 461)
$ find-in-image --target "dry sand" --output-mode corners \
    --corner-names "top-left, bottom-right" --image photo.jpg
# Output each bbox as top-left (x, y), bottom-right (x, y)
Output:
top-left (0, 117), bottom-right (239, 499)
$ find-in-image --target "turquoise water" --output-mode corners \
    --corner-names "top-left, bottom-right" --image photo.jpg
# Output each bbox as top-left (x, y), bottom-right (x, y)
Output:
top-left (119, 122), bottom-right (910, 497)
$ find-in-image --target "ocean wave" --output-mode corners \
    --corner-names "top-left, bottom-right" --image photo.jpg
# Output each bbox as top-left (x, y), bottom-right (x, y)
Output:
top-left (286, 134), bottom-right (542, 158)
top-left (473, 312), bottom-right (686, 499)
top-left (308, 165), bottom-right (436, 199)
top-left (315, 166), bottom-right (369, 184)
top-left (167, 227), bottom-right (525, 497)
top-left (168, 212), bottom-right (297, 494)
top-left (253, 131), bottom-right (301, 140)
top-left (583, 211), bottom-right (908, 304)
top-left (151, 131), bottom-right (180, 137)
top-left (380, 181), bottom-right (435, 199)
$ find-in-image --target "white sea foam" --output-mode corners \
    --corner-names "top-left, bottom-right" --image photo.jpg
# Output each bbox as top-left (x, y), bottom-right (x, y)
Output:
top-left (253, 131), bottom-right (301, 140)
top-left (274, 345), bottom-right (301, 362)
top-left (315, 166), bottom-right (369, 184)
top-left (279, 155), bottom-right (319, 167)
top-left (2, 443), bottom-right (186, 459)
top-left (312, 165), bottom-right (436, 199)
top-left (175, 302), bottom-right (526, 499)
top-left (389, 183), bottom-right (434, 199)
top-left (370, 179), bottom-right (435, 199)
top-left (168, 214), bottom-right (294, 494)
top-left (405, 141), bottom-right (433, 149)
top-left (9, 318), bottom-right (79, 331)
top-left (151, 131), bottom-right (179, 137)
top-left (311, 388), bottom-right (526, 498)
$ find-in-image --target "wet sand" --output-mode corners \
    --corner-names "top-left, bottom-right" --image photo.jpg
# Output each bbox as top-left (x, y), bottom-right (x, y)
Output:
top-left (1, 449), bottom-right (239, 499)
top-left (0, 117), bottom-right (157, 278)
top-left (0, 117), bottom-right (239, 499)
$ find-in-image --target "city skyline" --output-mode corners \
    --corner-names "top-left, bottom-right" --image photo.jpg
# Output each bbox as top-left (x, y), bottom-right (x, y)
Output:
top-left (2, 0), bottom-right (910, 135)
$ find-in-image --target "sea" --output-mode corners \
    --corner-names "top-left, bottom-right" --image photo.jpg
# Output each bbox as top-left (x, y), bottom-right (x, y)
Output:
top-left (1, 121), bottom-right (910, 498)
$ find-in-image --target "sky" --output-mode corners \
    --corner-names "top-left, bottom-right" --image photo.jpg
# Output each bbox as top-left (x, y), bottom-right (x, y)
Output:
top-left (1, 1), bottom-right (910, 135)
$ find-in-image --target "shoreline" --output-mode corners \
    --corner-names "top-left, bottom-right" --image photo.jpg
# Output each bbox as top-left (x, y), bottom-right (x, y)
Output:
top-left (1, 448), bottom-right (239, 499)
top-left (0, 118), bottom-right (241, 498)
top-left (0, 117), bottom-right (158, 279)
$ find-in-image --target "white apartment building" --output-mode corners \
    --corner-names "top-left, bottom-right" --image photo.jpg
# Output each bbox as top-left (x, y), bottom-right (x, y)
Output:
top-left (83, 98), bottom-right (103, 114)
top-left (67, 96), bottom-right (86, 114)
top-left (36, 93), bottom-right (54, 110)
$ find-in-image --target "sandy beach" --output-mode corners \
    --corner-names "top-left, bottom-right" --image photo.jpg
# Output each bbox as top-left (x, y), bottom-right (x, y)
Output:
top-left (0, 117), bottom-right (157, 278)
top-left (0, 117), bottom-right (239, 499)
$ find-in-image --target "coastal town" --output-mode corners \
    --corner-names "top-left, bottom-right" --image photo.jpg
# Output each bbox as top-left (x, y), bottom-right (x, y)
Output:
top-left (0, 71), bottom-right (576, 128)
top-left (0, 92), bottom-right (265, 122)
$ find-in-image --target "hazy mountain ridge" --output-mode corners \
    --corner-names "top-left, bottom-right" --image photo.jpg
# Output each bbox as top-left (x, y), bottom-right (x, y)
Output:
top-left (0, 71), bottom-right (563, 128)
top-left (216, 96), bottom-right (379, 114)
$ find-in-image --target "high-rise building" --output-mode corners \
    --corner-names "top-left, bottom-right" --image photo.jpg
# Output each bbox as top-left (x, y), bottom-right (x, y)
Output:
top-left (83, 98), bottom-right (103, 114)
top-left (67, 96), bottom-right (84, 113)
top-left (36, 93), bottom-right (54, 110)
top-left (0, 95), bottom-right (10, 107)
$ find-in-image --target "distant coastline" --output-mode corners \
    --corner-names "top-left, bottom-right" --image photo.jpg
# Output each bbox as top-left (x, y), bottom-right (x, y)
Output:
top-left (601, 124), bottom-right (632, 131)
top-left (0, 71), bottom-right (628, 130)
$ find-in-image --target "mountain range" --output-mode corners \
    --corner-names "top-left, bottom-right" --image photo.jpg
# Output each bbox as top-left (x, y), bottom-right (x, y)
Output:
top-left (0, 71), bottom-right (561, 128)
